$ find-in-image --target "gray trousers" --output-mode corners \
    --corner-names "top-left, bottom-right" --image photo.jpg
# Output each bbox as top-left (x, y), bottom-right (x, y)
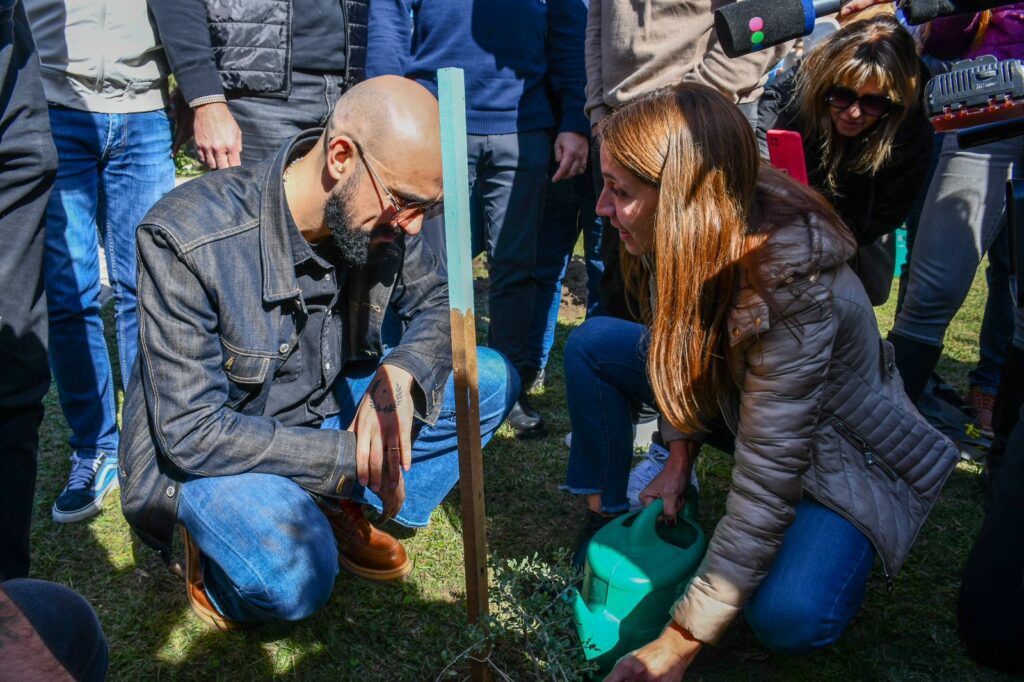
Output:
top-left (229, 70), bottom-right (350, 166)
top-left (893, 134), bottom-right (1024, 359)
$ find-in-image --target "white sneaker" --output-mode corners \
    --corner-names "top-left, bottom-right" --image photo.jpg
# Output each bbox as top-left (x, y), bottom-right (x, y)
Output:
top-left (626, 444), bottom-right (700, 510)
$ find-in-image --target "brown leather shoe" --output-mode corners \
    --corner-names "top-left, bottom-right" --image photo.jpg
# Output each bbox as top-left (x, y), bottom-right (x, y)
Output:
top-left (321, 500), bottom-right (411, 582)
top-left (181, 527), bottom-right (248, 631)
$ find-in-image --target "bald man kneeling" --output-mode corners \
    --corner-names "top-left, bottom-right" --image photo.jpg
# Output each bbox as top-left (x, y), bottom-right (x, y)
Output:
top-left (119, 77), bottom-right (518, 628)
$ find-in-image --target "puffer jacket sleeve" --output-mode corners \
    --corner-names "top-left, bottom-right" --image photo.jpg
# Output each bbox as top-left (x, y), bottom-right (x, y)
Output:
top-left (671, 276), bottom-right (836, 644)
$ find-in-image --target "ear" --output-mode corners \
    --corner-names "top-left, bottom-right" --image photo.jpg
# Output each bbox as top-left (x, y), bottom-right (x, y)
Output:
top-left (325, 135), bottom-right (358, 182)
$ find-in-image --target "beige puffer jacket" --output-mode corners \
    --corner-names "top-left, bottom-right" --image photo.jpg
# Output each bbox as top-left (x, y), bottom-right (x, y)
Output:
top-left (669, 210), bottom-right (960, 644)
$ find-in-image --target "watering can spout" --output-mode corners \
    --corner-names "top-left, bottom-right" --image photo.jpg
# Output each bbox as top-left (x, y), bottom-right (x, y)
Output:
top-left (570, 587), bottom-right (595, 629)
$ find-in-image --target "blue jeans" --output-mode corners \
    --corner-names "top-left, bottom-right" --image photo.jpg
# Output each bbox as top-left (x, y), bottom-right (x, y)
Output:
top-left (43, 106), bottom-right (174, 456)
top-left (563, 316), bottom-right (655, 513)
top-left (176, 348), bottom-right (517, 623)
top-left (564, 317), bottom-right (875, 651)
top-left (525, 162), bottom-right (603, 379)
top-left (744, 498), bottom-right (875, 653)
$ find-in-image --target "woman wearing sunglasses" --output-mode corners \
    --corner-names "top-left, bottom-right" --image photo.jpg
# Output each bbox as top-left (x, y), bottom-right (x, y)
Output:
top-left (566, 83), bottom-right (958, 681)
top-left (756, 14), bottom-right (932, 305)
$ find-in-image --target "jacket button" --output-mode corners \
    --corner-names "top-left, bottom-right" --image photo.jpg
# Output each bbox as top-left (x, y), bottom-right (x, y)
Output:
top-left (279, 343), bottom-right (290, 354)
top-left (754, 317), bottom-right (762, 326)
top-left (165, 485), bottom-right (175, 498)
top-left (732, 328), bottom-right (739, 336)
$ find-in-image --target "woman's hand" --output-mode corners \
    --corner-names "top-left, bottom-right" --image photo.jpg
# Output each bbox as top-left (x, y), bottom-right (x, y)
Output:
top-left (639, 440), bottom-right (696, 522)
top-left (604, 623), bottom-right (702, 682)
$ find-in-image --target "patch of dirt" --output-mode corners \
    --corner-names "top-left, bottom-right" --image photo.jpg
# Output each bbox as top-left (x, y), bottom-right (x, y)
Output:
top-left (559, 257), bottom-right (590, 323)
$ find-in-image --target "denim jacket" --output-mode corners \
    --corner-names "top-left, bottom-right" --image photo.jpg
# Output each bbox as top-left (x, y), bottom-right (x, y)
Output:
top-left (119, 129), bottom-right (452, 560)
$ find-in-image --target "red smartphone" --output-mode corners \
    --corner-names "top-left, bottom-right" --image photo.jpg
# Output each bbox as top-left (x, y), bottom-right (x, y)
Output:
top-left (767, 129), bottom-right (809, 186)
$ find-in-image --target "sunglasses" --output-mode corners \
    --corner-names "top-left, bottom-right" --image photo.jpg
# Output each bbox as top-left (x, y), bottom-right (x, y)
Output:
top-left (825, 86), bottom-right (896, 118)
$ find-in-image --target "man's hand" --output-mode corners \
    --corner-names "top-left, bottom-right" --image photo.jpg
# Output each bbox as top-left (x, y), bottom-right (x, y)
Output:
top-left (639, 440), bottom-right (695, 522)
top-left (551, 131), bottom-right (589, 182)
top-left (604, 623), bottom-right (701, 682)
top-left (839, 0), bottom-right (893, 17)
top-left (169, 89), bottom-right (194, 158)
top-left (349, 364), bottom-right (416, 519)
top-left (193, 102), bottom-right (242, 169)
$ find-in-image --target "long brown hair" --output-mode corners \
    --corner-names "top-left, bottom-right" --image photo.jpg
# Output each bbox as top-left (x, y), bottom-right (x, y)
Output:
top-left (794, 15), bottom-right (921, 192)
top-left (601, 83), bottom-right (844, 434)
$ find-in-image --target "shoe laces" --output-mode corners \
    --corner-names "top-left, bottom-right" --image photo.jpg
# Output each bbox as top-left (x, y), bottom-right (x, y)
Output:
top-left (67, 453), bottom-right (103, 491)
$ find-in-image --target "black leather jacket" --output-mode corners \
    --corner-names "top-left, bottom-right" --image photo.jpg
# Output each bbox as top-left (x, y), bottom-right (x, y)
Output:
top-left (150, 0), bottom-right (367, 103)
top-left (119, 129), bottom-right (451, 560)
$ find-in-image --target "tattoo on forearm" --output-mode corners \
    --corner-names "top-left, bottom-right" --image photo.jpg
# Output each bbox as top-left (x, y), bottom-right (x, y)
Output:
top-left (368, 378), bottom-right (404, 415)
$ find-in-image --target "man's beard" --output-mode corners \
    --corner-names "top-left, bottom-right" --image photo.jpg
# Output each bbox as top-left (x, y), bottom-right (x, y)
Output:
top-left (324, 183), bottom-right (401, 268)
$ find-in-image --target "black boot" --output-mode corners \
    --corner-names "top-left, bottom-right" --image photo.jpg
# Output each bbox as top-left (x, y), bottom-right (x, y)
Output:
top-left (506, 393), bottom-right (547, 440)
top-left (888, 331), bottom-right (943, 404)
top-left (571, 509), bottom-right (616, 573)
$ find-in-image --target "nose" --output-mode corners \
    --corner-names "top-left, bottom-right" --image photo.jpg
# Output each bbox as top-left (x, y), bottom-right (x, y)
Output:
top-left (595, 185), bottom-right (613, 219)
top-left (846, 102), bottom-right (863, 119)
top-left (398, 212), bottom-right (424, 236)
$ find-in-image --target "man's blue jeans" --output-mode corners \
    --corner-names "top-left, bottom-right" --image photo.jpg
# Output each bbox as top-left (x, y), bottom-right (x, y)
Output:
top-left (564, 317), bottom-right (875, 651)
top-left (43, 106), bottom-right (174, 456)
top-left (176, 348), bottom-right (517, 623)
top-left (467, 131), bottom-right (551, 383)
top-left (524, 162), bottom-right (603, 380)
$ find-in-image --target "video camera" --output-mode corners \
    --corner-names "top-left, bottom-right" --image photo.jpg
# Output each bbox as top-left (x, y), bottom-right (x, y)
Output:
top-left (923, 56), bottom-right (1024, 306)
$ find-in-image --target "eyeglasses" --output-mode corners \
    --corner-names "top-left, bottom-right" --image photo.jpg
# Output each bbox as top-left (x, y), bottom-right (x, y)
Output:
top-left (353, 142), bottom-right (444, 225)
top-left (825, 86), bottom-right (897, 118)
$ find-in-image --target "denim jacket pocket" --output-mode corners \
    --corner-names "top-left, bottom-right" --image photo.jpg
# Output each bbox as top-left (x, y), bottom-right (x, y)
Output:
top-left (220, 340), bottom-right (273, 408)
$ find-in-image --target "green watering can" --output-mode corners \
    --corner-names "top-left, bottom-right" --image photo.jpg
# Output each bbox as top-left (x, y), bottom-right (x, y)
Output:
top-left (569, 496), bottom-right (707, 677)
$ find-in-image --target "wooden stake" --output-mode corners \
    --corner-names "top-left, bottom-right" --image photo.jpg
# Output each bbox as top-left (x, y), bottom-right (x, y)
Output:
top-left (438, 67), bottom-right (492, 682)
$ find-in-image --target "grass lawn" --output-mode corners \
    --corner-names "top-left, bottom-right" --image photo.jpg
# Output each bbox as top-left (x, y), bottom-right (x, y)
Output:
top-left (26, 257), bottom-right (1014, 680)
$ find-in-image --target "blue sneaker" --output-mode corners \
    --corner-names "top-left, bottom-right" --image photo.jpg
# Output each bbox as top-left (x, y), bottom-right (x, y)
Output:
top-left (52, 452), bottom-right (120, 523)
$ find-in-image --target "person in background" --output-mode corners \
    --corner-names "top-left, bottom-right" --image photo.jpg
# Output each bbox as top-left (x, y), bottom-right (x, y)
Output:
top-left (756, 14), bottom-right (933, 306)
top-left (0, 0), bottom-right (57, 580)
top-left (585, 0), bottom-right (793, 321)
top-left (523, 151), bottom-right (603, 397)
top-left (957, 313), bottom-right (1024, 674)
top-left (367, 0), bottom-right (591, 440)
top-left (563, 84), bottom-right (958, 680)
top-left (889, 7), bottom-right (1024, 431)
top-left (149, 0), bottom-right (367, 168)
top-left (24, 0), bottom-right (176, 524)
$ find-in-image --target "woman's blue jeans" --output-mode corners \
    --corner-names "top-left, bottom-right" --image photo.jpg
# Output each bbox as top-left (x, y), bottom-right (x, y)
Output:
top-left (176, 348), bottom-right (517, 623)
top-left (43, 106), bottom-right (174, 456)
top-left (564, 317), bottom-right (875, 652)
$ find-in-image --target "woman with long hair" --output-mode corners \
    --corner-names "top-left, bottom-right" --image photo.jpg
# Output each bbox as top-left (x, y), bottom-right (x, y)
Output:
top-left (756, 14), bottom-right (932, 306)
top-left (563, 84), bottom-right (958, 679)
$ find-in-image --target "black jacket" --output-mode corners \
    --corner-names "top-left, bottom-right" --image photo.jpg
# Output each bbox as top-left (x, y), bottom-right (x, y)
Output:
top-left (756, 64), bottom-right (934, 247)
top-left (149, 0), bottom-right (367, 103)
top-left (119, 130), bottom-right (451, 560)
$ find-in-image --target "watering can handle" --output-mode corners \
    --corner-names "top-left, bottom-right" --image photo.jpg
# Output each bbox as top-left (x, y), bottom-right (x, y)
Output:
top-left (629, 497), bottom-right (665, 547)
